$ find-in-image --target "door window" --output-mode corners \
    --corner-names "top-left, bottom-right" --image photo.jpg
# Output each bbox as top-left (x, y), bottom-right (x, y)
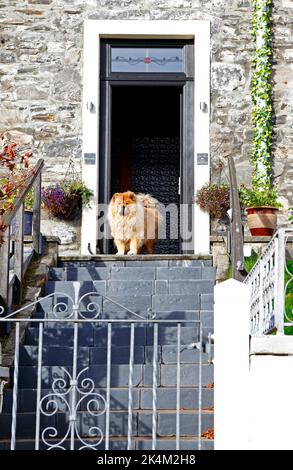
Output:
top-left (111, 47), bottom-right (184, 73)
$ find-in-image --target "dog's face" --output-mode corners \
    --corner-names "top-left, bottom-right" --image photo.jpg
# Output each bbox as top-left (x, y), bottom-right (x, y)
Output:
top-left (111, 191), bottom-right (137, 217)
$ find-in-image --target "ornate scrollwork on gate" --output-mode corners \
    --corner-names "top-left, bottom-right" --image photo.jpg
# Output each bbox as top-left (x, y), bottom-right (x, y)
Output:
top-left (39, 367), bottom-right (106, 450)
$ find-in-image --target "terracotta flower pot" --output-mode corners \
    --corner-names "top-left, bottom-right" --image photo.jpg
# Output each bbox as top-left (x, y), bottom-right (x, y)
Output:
top-left (246, 206), bottom-right (278, 236)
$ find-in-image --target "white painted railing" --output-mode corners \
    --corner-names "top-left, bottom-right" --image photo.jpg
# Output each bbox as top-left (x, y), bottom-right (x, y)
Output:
top-left (244, 228), bottom-right (293, 335)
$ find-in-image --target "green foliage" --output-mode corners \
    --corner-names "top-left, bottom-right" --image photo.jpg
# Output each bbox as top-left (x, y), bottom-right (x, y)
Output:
top-left (289, 208), bottom-right (293, 223)
top-left (61, 180), bottom-right (93, 209)
top-left (284, 261), bottom-right (293, 335)
top-left (41, 178), bottom-right (93, 220)
top-left (195, 183), bottom-right (230, 219)
top-left (251, 0), bottom-right (273, 189)
top-left (0, 135), bottom-right (34, 245)
top-left (239, 185), bottom-right (281, 208)
top-left (24, 188), bottom-right (34, 211)
top-left (226, 251), bottom-right (259, 279)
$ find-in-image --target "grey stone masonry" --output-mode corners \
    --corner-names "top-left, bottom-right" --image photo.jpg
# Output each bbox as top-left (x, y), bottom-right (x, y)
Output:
top-left (0, 0), bottom-right (291, 245)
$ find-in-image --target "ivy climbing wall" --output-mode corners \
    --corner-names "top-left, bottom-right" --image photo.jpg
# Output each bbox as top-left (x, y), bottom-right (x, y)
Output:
top-left (252, 0), bottom-right (273, 189)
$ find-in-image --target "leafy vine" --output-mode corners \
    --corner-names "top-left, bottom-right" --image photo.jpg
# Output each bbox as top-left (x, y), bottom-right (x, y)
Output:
top-left (251, 0), bottom-right (273, 189)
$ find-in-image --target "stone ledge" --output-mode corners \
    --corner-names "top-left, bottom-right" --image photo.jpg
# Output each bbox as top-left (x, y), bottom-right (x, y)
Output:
top-left (210, 235), bottom-right (272, 243)
top-left (42, 235), bottom-right (61, 244)
top-left (250, 336), bottom-right (293, 356)
top-left (58, 254), bottom-right (213, 262)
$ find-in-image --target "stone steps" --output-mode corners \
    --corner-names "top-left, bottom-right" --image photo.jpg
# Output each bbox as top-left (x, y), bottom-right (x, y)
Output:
top-left (0, 437), bottom-right (214, 451)
top-left (26, 325), bottom-right (203, 346)
top-left (0, 410), bottom-right (214, 439)
top-left (18, 345), bottom-right (209, 366)
top-left (12, 364), bottom-right (214, 389)
top-left (2, 387), bottom-right (213, 413)
top-left (49, 266), bottom-right (215, 281)
top-left (2, 256), bottom-right (214, 450)
top-left (30, 309), bottom-right (213, 325)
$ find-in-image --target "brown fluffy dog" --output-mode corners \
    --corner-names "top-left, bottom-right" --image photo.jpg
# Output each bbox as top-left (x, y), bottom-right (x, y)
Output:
top-left (108, 191), bottom-right (161, 255)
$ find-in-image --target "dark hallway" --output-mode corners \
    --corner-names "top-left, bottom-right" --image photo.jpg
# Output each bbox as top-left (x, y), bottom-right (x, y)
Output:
top-left (111, 86), bottom-right (181, 254)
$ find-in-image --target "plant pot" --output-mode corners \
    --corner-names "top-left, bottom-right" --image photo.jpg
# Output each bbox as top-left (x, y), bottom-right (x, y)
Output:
top-left (11, 210), bottom-right (33, 236)
top-left (246, 206), bottom-right (278, 236)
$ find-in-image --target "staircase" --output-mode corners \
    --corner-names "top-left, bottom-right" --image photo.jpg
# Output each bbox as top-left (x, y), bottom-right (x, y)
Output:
top-left (0, 256), bottom-right (215, 450)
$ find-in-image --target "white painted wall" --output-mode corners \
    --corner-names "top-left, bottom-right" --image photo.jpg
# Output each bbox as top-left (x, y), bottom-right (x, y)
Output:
top-left (214, 279), bottom-right (251, 450)
top-left (249, 337), bottom-right (293, 450)
top-left (81, 20), bottom-right (210, 255)
top-left (215, 279), bottom-right (293, 450)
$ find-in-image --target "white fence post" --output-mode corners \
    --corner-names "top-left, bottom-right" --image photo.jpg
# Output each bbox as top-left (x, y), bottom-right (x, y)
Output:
top-left (275, 229), bottom-right (285, 334)
top-left (214, 279), bottom-right (251, 450)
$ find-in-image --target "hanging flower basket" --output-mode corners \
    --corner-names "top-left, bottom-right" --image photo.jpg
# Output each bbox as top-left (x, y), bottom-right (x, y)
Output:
top-left (41, 160), bottom-right (93, 221)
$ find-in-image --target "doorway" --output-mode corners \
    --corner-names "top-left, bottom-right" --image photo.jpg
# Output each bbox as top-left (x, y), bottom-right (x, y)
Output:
top-left (110, 86), bottom-right (181, 254)
top-left (98, 39), bottom-right (194, 255)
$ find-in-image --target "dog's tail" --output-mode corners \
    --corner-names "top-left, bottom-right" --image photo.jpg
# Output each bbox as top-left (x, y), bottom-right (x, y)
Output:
top-left (136, 193), bottom-right (162, 225)
top-left (136, 193), bottom-right (159, 208)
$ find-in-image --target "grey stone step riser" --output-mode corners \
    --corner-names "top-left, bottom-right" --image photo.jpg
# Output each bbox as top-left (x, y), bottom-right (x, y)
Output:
top-left (30, 310), bottom-right (214, 327)
top-left (18, 345), bottom-right (210, 366)
top-left (58, 259), bottom-right (212, 268)
top-left (2, 388), bottom-right (213, 413)
top-left (45, 280), bottom-right (214, 296)
top-left (25, 326), bottom-right (213, 347)
top-left (12, 364), bottom-right (214, 388)
top-left (0, 411), bottom-right (213, 439)
top-left (0, 440), bottom-right (214, 451)
top-left (37, 294), bottom-right (213, 314)
top-left (49, 266), bottom-right (215, 282)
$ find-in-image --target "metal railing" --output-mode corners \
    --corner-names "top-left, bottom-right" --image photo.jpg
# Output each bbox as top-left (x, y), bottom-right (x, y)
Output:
top-left (244, 228), bottom-right (293, 335)
top-left (0, 284), bottom-right (206, 450)
top-left (0, 159), bottom-right (44, 312)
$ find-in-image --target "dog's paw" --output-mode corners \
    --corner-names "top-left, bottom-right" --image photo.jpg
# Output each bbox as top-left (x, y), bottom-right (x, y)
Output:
top-left (116, 251), bottom-right (125, 255)
top-left (127, 250), bottom-right (137, 256)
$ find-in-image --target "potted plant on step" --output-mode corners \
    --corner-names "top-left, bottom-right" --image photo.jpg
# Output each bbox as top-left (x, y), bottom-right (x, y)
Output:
top-left (240, 186), bottom-right (282, 236)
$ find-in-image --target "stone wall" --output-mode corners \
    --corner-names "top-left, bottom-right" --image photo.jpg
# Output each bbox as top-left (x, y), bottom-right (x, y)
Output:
top-left (0, 0), bottom-right (292, 248)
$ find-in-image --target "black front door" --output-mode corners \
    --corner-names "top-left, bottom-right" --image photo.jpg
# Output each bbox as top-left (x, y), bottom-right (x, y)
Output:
top-left (99, 40), bottom-right (194, 255)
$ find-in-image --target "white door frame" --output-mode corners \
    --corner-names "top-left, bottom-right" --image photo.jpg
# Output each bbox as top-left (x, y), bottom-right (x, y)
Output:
top-left (81, 20), bottom-right (210, 255)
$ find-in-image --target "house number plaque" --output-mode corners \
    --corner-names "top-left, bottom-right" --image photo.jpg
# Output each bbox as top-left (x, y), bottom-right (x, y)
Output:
top-left (84, 153), bottom-right (96, 165)
top-left (197, 153), bottom-right (209, 165)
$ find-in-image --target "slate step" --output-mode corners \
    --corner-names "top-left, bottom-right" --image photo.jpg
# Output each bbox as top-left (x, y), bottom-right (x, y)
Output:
top-left (48, 266), bottom-right (215, 282)
top-left (58, 256), bottom-right (213, 268)
top-left (12, 363), bottom-right (213, 388)
top-left (2, 387), bottom-right (213, 413)
top-left (46, 279), bottom-right (213, 295)
top-left (34, 297), bottom-right (212, 318)
top-left (0, 437), bottom-right (214, 450)
top-left (18, 344), bottom-right (209, 366)
top-left (25, 325), bottom-right (208, 347)
top-left (30, 309), bottom-right (213, 327)
top-left (0, 410), bottom-right (214, 439)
